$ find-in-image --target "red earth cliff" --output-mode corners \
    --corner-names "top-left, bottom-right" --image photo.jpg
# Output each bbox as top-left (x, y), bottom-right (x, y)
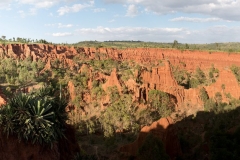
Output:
top-left (1, 44), bottom-right (239, 110)
top-left (119, 117), bottom-right (182, 159)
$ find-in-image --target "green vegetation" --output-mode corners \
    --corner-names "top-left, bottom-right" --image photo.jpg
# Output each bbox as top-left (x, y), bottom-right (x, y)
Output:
top-left (199, 87), bottom-right (209, 104)
top-left (0, 41), bottom-right (239, 159)
top-left (148, 90), bottom-right (175, 119)
top-left (0, 86), bottom-right (67, 146)
top-left (73, 41), bottom-right (240, 53)
top-left (230, 64), bottom-right (240, 83)
top-left (208, 64), bottom-right (219, 84)
top-left (138, 133), bottom-right (169, 160)
top-left (171, 65), bottom-right (190, 88)
top-left (0, 36), bottom-right (51, 44)
top-left (0, 57), bottom-right (45, 86)
top-left (172, 64), bottom-right (219, 89)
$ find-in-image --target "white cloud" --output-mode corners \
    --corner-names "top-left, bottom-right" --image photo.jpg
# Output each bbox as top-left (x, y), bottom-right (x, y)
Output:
top-left (52, 32), bottom-right (73, 37)
top-left (17, 0), bottom-right (59, 8)
top-left (93, 8), bottom-right (106, 12)
top-left (58, 23), bottom-right (73, 28)
top-left (184, 25), bottom-right (240, 43)
top-left (76, 26), bottom-right (185, 41)
top-left (57, 1), bottom-right (94, 15)
top-left (0, 0), bottom-right (12, 10)
top-left (108, 19), bottom-right (115, 22)
top-left (170, 17), bottom-right (222, 22)
top-left (18, 10), bottom-right (25, 18)
top-left (126, 4), bottom-right (138, 17)
top-left (75, 25), bottom-right (240, 43)
top-left (18, 8), bottom-right (36, 18)
top-left (45, 23), bottom-right (74, 28)
top-left (103, 0), bottom-right (240, 21)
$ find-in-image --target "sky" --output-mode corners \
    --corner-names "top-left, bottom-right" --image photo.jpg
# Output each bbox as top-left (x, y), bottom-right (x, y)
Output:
top-left (0, 0), bottom-right (240, 44)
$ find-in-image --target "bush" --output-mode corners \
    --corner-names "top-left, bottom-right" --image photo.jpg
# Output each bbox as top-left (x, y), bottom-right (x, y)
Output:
top-left (199, 87), bottom-right (209, 103)
top-left (0, 87), bottom-right (68, 146)
top-left (138, 133), bottom-right (169, 160)
top-left (148, 90), bottom-right (175, 118)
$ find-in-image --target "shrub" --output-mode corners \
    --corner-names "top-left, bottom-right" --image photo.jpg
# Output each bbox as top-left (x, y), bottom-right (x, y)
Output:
top-left (138, 133), bottom-right (169, 160)
top-left (199, 87), bottom-right (209, 104)
top-left (0, 87), bottom-right (68, 146)
top-left (230, 65), bottom-right (240, 83)
top-left (148, 90), bottom-right (175, 118)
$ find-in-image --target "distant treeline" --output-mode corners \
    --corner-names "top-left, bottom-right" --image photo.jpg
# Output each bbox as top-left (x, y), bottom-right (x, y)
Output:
top-left (104, 40), bottom-right (143, 42)
top-left (0, 36), bottom-right (51, 44)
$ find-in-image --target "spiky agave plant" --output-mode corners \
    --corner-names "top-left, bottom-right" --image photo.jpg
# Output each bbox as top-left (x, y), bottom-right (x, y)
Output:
top-left (0, 89), bottom-right (68, 146)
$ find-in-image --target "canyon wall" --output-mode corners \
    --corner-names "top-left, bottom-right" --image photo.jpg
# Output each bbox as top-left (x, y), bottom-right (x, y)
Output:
top-left (1, 44), bottom-right (239, 71)
top-left (0, 44), bottom-right (239, 109)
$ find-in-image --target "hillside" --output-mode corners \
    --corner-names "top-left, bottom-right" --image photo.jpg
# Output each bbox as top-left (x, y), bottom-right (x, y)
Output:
top-left (0, 43), bottom-right (240, 159)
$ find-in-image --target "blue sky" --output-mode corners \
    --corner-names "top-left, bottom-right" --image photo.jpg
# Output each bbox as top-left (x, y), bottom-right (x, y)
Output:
top-left (0, 0), bottom-right (240, 44)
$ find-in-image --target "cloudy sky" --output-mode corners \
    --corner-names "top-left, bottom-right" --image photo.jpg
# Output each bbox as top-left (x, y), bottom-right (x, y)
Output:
top-left (0, 0), bottom-right (240, 43)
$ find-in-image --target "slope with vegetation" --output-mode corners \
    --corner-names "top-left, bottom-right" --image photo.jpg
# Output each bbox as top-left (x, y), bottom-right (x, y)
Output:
top-left (0, 42), bottom-right (240, 159)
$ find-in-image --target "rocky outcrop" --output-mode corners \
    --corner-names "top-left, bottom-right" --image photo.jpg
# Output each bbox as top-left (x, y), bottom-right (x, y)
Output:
top-left (1, 44), bottom-right (240, 110)
top-left (102, 68), bottom-right (122, 93)
top-left (0, 44), bottom-right (78, 68)
top-left (0, 89), bottom-right (6, 107)
top-left (141, 61), bottom-right (184, 106)
top-left (205, 69), bottom-right (240, 102)
top-left (1, 45), bottom-right (240, 71)
top-left (119, 117), bottom-right (182, 159)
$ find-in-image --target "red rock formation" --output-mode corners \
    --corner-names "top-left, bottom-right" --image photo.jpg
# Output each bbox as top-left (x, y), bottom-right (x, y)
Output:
top-left (119, 117), bottom-right (182, 159)
top-left (1, 44), bottom-right (240, 110)
top-left (141, 61), bottom-right (184, 106)
top-left (0, 89), bottom-right (6, 107)
top-left (0, 44), bottom-right (78, 68)
top-left (68, 81), bottom-right (76, 103)
top-left (102, 68), bottom-right (122, 93)
top-left (205, 69), bottom-right (240, 102)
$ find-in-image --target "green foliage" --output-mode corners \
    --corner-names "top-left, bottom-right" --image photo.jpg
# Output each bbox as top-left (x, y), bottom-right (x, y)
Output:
top-left (148, 90), bottom-right (175, 119)
top-left (215, 92), bottom-right (223, 105)
top-left (91, 86), bottom-right (105, 102)
top-left (189, 67), bottom-right (206, 88)
top-left (99, 90), bottom-right (136, 137)
top-left (0, 57), bottom-right (47, 85)
top-left (204, 98), bottom-right (217, 112)
top-left (199, 87), bottom-right (209, 103)
top-left (172, 40), bottom-right (178, 48)
top-left (100, 100), bottom-right (131, 137)
top-left (171, 65), bottom-right (190, 88)
top-left (91, 59), bottom-right (118, 75)
top-left (120, 69), bottom-right (134, 81)
top-left (189, 78), bottom-right (200, 88)
top-left (208, 65), bottom-right (219, 84)
top-left (230, 65), bottom-right (240, 83)
top-left (138, 133), bottom-right (169, 160)
top-left (0, 86), bottom-right (68, 146)
top-left (195, 67), bottom-right (206, 84)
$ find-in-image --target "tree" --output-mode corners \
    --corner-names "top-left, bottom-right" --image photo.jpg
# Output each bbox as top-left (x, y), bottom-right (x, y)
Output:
top-left (1, 35), bottom-right (6, 40)
top-left (195, 67), bottom-right (206, 84)
top-left (199, 87), bottom-right (209, 104)
top-left (148, 90), bottom-right (175, 119)
top-left (215, 92), bottom-right (222, 105)
top-left (172, 40), bottom-right (178, 48)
